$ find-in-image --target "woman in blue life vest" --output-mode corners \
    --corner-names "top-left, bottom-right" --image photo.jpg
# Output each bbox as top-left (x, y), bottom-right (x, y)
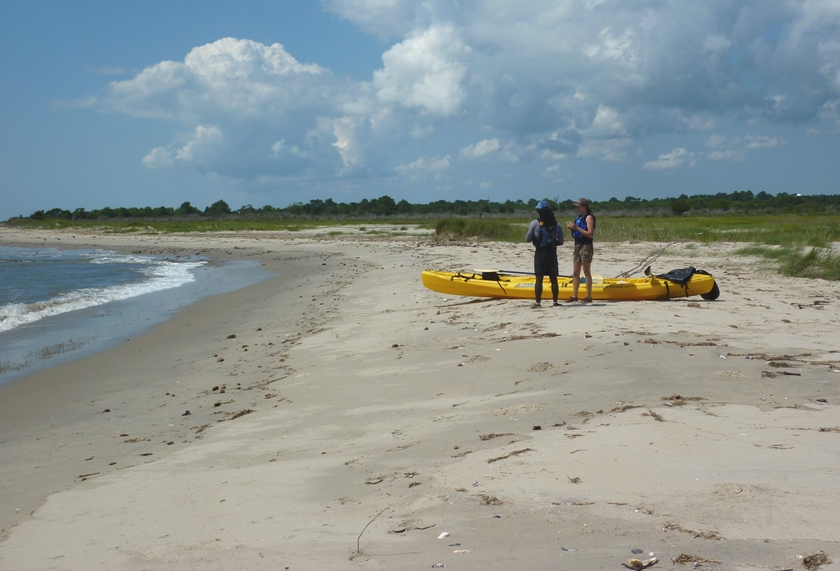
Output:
top-left (525, 200), bottom-right (562, 308)
top-left (565, 198), bottom-right (596, 302)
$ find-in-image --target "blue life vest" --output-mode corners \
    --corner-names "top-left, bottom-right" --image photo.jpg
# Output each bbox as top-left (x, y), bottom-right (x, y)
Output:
top-left (538, 222), bottom-right (563, 249)
top-left (572, 214), bottom-right (595, 244)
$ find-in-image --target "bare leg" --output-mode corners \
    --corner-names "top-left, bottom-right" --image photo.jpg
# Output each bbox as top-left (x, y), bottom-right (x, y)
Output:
top-left (582, 262), bottom-right (592, 299)
top-left (572, 261), bottom-right (582, 299)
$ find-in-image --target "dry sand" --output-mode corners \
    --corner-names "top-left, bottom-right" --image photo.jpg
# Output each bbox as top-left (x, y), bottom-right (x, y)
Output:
top-left (0, 226), bottom-right (838, 571)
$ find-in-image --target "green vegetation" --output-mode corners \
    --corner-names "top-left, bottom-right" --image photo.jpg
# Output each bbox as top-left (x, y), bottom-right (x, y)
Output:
top-left (736, 244), bottom-right (840, 281)
top-left (436, 215), bottom-right (839, 281)
top-left (4, 191), bottom-right (838, 280)
top-left (434, 218), bottom-right (525, 242)
top-left (8, 190), bottom-right (840, 224)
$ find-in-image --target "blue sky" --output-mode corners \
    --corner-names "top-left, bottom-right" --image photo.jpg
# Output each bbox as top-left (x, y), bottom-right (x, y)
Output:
top-left (1, 1), bottom-right (839, 220)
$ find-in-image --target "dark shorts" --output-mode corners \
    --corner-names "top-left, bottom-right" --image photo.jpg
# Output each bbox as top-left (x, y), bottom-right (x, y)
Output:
top-left (573, 243), bottom-right (594, 264)
top-left (534, 248), bottom-right (559, 276)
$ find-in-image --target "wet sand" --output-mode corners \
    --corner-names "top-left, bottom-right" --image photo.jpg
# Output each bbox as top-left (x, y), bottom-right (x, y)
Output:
top-left (1, 226), bottom-right (838, 570)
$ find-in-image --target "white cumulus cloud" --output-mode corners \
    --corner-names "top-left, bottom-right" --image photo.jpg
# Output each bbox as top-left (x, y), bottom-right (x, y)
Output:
top-left (643, 147), bottom-right (695, 171)
top-left (142, 125), bottom-right (224, 169)
top-left (373, 24), bottom-right (470, 117)
top-left (460, 138), bottom-right (501, 159)
top-left (394, 154), bottom-right (451, 179)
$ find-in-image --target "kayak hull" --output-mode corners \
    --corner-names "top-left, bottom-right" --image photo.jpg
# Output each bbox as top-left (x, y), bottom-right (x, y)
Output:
top-left (421, 270), bottom-right (718, 301)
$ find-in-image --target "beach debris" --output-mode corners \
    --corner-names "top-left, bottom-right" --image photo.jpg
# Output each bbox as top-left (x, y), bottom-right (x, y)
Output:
top-left (662, 522), bottom-right (722, 540)
top-left (631, 549), bottom-right (644, 554)
top-left (561, 546), bottom-right (577, 552)
top-left (528, 361), bottom-right (553, 372)
top-left (223, 409), bottom-right (254, 421)
top-left (672, 553), bottom-right (719, 565)
top-left (487, 448), bottom-right (533, 463)
top-left (101, 408), bottom-right (110, 413)
top-left (182, 410), bottom-right (191, 416)
top-left (802, 551), bottom-right (831, 571)
top-left (226, 334), bottom-right (236, 339)
top-left (479, 433), bottom-right (513, 441)
top-left (453, 549), bottom-right (470, 554)
top-left (533, 425), bottom-right (542, 430)
top-left (478, 494), bottom-right (503, 505)
top-left (642, 409), bottom-right (664, 422)
top-left (448, 543), bottom-right (460, 546)
top-left (391, 520), bottom-right (435, 533)
top-left (568, 476), bottom-right (582, 484)
top-left (438, 532), bottom-right (450, 539)
top-left (431, 564), bottom-right (446, 568)
top-left (623, 556), bottom-right (658, 569)
top-left (354, 507), bottom-right (389, 557)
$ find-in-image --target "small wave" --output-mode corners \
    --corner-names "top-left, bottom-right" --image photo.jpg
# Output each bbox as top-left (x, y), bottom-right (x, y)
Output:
top-left (0, 259), bottom-right (205, 332)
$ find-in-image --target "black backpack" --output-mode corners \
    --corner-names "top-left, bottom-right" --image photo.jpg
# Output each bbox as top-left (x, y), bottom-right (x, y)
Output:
top-left (539, 222), bottom-right (563, 249)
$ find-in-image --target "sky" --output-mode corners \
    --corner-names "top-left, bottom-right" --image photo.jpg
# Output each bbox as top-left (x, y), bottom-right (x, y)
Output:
top-left (1, 0), bottom-right (839, 220)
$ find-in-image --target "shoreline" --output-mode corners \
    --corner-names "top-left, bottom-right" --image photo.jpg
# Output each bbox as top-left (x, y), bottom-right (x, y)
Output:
top-left (0, 249), bottom-right (274, 385)
top-left (1, 227), bottom-right (838, 570)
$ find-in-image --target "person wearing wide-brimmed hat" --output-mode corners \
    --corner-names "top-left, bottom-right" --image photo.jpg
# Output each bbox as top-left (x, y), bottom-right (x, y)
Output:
top-left (565, 198), bottom-right (596, 302)
top-left (525, 200), bottom-right (563, 308)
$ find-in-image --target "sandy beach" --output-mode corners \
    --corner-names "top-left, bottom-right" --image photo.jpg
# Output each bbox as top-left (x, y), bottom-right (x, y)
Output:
top-left (0, 226), bottom-right (838, 571)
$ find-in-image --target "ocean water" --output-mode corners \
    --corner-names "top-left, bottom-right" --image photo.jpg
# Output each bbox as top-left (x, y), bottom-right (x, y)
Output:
top-left (0, 246), bottom-right (274, 385)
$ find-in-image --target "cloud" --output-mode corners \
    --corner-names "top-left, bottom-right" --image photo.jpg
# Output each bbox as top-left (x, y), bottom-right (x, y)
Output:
top-left (643, 147), bottom-right (695, 171)
top-left (459, 138), bottom-right (501, 159)
top-left (394, 154), bottom-right (451, 179)
top-left (142, 147), bottom-right (174, 169)
top-left (323, 0), bottom-right (417, 40)
top-left (373, 24), bottom-right (470, 116)
top-left (142, 125), bottom-right (224, 169)
top-left (80, 2), bottom-right (840, 189)
top-left (705, 134), bottom-right (785, 161)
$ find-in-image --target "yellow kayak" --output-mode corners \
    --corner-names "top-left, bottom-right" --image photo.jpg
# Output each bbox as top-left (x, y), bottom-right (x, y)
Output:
top-left (421, 268), bottom-right (720, 301)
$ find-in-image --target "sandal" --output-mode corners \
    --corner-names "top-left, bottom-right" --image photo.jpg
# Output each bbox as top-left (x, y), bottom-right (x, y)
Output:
top-left (531, 302), bottom-right (541, 308)
top-left (567, 296), bottom-right (578, 302)
top-left (581, 297), bottom-right (592, 303)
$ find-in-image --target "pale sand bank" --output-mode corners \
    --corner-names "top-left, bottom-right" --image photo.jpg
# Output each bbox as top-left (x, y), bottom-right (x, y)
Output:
top-left (0, 226), bottom-right (838, 571)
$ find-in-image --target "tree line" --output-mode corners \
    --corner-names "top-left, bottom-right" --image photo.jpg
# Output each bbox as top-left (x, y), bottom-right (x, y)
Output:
top-left (14, 191), bottom-right (840, 221)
